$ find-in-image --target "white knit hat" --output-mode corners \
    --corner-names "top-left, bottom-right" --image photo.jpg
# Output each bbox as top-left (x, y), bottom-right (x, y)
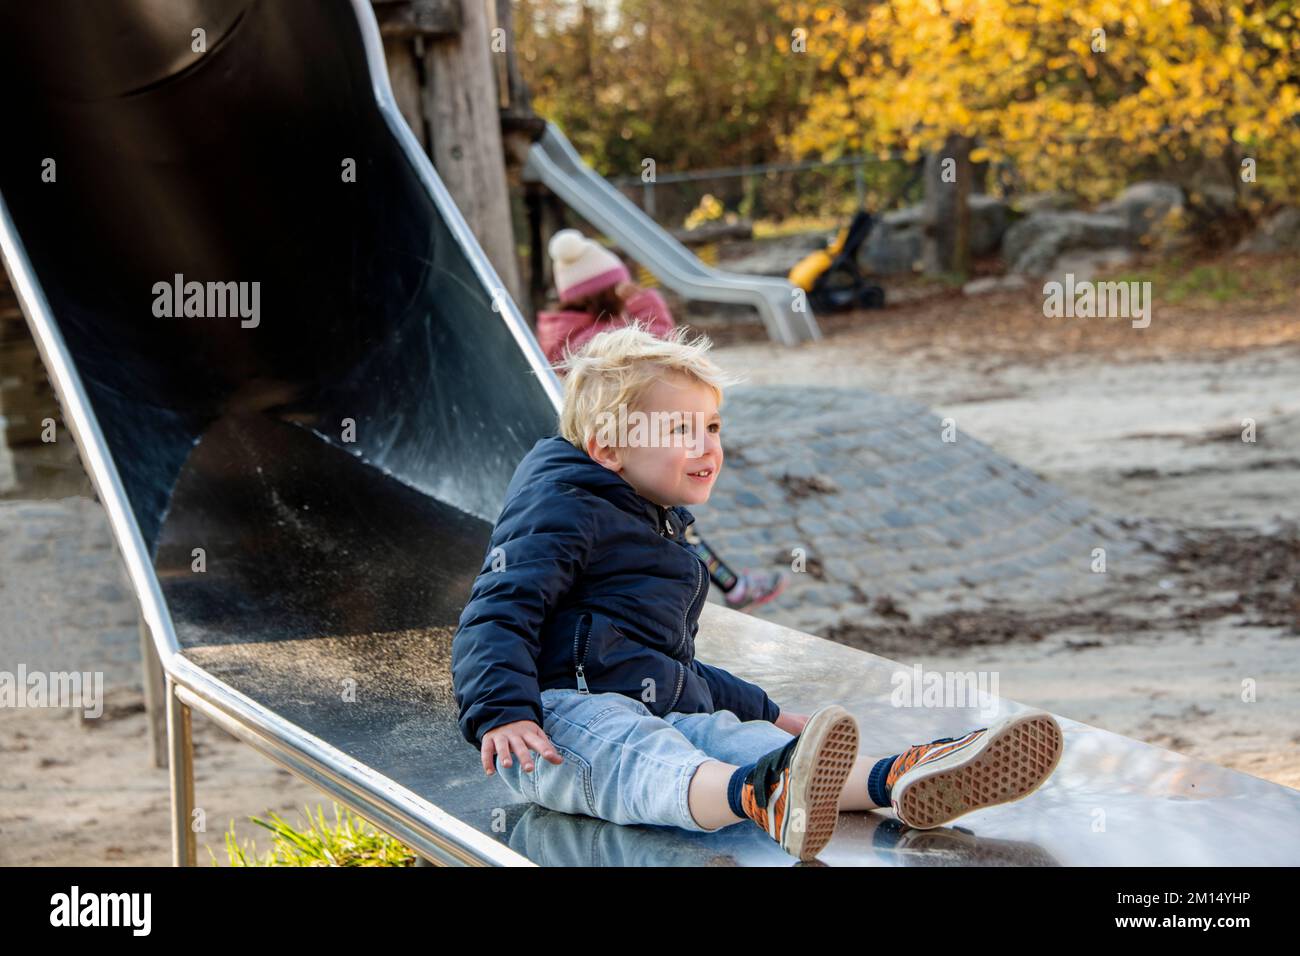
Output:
top-left (548, 228), bottom-right (630, 302)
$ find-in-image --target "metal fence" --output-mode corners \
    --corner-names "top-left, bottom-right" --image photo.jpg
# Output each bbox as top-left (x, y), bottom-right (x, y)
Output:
top-left (599, 123), bottom-right (1267, 232)
top-left (608, 154), bottom-right (921, 230)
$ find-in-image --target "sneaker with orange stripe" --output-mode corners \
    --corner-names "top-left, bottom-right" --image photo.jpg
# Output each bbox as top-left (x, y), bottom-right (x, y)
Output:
top-left (738, 705), bottom-right (859, 861)
top-left (887, 710), bottom-right (1064, 830)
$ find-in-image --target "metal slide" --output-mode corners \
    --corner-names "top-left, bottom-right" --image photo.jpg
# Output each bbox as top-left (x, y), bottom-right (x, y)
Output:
top-left (3, 1), bottom-right (1297, 867)
top-left (0, 0), bottom-right (557, 866)
top-left (523, 121), bottom-right (823, 347)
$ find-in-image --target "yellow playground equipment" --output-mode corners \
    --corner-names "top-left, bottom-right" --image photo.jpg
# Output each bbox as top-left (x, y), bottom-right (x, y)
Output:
top-left (787, 210), bottom-right (885, 312)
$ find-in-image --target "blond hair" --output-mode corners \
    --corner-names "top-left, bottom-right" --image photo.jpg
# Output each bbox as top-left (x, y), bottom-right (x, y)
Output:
top-left (555, 321), bottom-right (745, 451)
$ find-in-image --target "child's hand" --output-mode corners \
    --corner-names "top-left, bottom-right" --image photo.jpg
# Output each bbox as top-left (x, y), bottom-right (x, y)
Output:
top-left (480, 720), bottom-right (563, 776)
top-left (774, 710), bottom-right (810, 735)
top-left (614, 280), bottom-right (642, 302)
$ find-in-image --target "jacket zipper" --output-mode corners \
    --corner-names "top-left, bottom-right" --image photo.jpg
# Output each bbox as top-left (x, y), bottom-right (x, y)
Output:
top-left (573, 614), bottom-right (592, 694)
top-left (671, 558), bottom-right (704, 658)
top-left (659, 505), bottom-right (700, 658)
top-left (660, 506), bottom-right (695, 711)
top-left (658, 504), bottom-right (674, 537)
top-left (667, 661), bottom-right (686, 712)
top-left (575, 610), bottom-right (685, 710)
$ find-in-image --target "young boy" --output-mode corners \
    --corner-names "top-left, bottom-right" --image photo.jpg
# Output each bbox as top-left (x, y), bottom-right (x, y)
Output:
top-left (537, 227), bottom-right (787, 613)
top-left (452, 324), bottom-right (1064, 861)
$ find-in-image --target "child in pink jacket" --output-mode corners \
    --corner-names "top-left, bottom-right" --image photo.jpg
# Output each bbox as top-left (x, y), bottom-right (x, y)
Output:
top-left (535, 228), bottom-right (787, 613)
top-left (535, 229), bottom-right (675, 365)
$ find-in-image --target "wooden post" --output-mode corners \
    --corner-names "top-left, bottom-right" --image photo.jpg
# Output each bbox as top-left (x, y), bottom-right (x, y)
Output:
top-left (373, 0), bottom-right (463, 154)
top-left (495, 0), bottom-right (549, 318)
top-left (524, 182), bottom-right (547, 317)
top-left (373, 1), bottom-right (524, 304)
top-left (420, 0), bottom-right (524, 304)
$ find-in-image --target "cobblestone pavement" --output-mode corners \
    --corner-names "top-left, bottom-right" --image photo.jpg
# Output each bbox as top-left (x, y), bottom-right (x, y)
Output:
top-left (692, 385), bottom-right (1178, 633)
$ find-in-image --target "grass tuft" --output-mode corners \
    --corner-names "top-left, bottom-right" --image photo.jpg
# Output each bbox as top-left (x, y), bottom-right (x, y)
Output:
top-left (210, 802), bottom-right (418, 867)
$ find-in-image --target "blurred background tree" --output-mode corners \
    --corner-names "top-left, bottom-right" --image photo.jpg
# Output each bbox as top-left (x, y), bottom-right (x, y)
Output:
top-left (513, 0), bottom-right (1299, 219)
top-left (778, 0), bottom-right (1300, 210)
top-left (513, 0), bottom-right (817, 175)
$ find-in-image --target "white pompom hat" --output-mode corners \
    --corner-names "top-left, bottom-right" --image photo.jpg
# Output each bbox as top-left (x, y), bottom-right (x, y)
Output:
top-left (548, 228), bottom-right (630, 302)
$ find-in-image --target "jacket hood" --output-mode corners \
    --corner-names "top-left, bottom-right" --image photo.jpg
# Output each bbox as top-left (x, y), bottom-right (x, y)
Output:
top-left (513, 435), bottom-right (696, 536)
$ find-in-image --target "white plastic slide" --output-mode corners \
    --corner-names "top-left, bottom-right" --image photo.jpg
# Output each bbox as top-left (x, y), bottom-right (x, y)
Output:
top-left (523, 121), bottom-right (822, 346)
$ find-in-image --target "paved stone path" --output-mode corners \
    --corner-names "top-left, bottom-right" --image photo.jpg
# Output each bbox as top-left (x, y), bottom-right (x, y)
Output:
top-left (692, 385), bottom-right (1176, 632)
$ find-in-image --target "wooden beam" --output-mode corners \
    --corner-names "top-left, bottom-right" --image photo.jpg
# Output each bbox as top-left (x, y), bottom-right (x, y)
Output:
top-left (422, 0), bottom-right (523, 304)
top-left (373, 0), bottom-right (462, 39)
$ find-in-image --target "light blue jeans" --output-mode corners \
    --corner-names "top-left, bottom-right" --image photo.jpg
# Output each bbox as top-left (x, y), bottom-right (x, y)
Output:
top-left (493, 687), bottom-right (794, 832)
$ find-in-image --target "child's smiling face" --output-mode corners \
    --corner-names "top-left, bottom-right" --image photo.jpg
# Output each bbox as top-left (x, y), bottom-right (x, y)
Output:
top-left (586, 371), bottom-right (722, 508)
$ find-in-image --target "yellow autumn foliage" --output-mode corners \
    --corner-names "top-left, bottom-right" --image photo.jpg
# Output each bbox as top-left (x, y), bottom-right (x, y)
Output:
top-left (778, 0), bottom-right (1300, 204)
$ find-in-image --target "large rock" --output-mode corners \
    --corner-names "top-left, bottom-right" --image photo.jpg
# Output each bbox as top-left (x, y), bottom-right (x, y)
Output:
top-left (1099, 180), bottom-right (1196, 252)
top-left (1004, 181), bottom-right (1206, 274)
top-left (1095, 180), bottom-right (1186, 240)
top-left (1234, 207), bottom-right (1300, 253)
top-left (1010, 191), bottom-right (1079, 214)
top-left (1042, 246), bottom-right (1136, 284)
top-left (1001, 210), bottom-right (1133, 275)
top-left (859, 195), bottom-right (1010, 275)
top-left (861, 205), bottom-right (925, 274)
top-left (968, 194), bottom-right (1010, 256)
top-left (962, 274), bottom-right (1029, 296)
top-left (1185, 183), bottom-right (1241, 220)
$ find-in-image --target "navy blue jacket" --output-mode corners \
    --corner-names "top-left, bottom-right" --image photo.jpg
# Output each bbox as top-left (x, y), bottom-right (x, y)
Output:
top-left (452, 434), bottom-right (781, 747)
